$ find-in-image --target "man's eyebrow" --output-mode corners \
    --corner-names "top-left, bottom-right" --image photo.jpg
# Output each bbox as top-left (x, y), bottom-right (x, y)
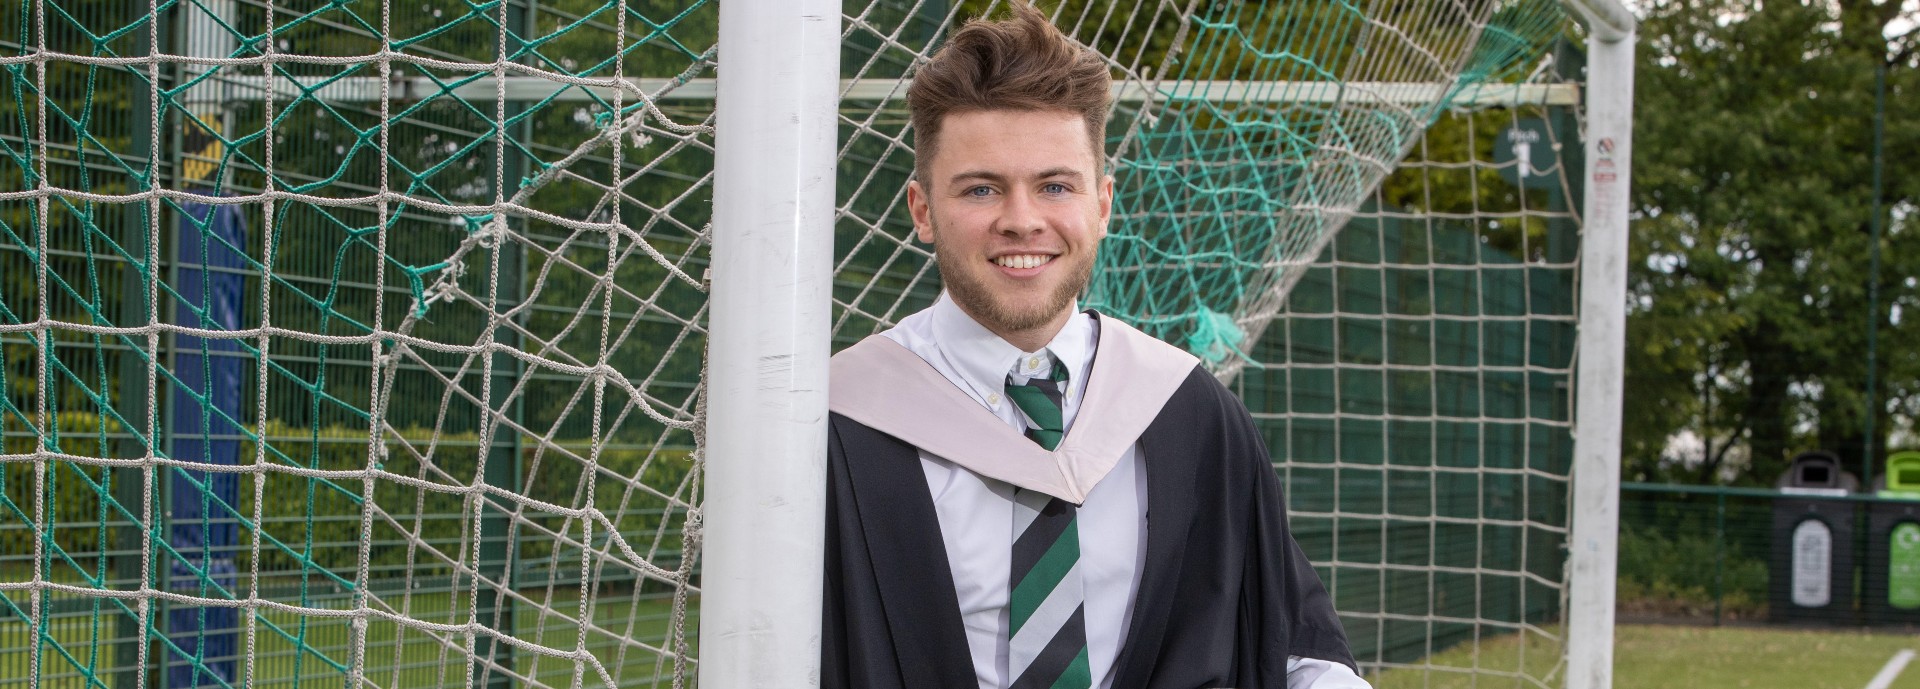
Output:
top-left (947, 170), bottom-right (1006, 185)
top-left (946, 168), bottom-right (1086, 185)
top-left (1033, 167), bottom-right (1085, 182)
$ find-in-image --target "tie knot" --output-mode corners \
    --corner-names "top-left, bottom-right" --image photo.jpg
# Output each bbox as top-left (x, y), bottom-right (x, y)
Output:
top-left (1005, 358), bottom-right (1069, 451)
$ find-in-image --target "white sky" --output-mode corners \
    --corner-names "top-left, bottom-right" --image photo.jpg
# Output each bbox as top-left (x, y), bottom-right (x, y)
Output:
top-left (1620, 0), bottom-right (1917, 45)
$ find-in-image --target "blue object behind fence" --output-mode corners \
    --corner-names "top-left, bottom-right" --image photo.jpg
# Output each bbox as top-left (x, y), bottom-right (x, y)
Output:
top-left (166, 200), bottom-right (247, 688)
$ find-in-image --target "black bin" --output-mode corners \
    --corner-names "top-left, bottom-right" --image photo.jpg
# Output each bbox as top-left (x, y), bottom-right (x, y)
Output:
top-left (1864, 451), bottom-right (1920, 626)
top-left (1770, 451), bottom-right (1858, 624)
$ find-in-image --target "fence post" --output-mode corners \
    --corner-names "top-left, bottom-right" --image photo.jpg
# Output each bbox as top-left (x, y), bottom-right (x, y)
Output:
top-left (113, 10), bottom-right (166, 688)
top-left (1714, 490), bottom-right (1725, 624)
top-left (472, 2), bottom-right (535, 685)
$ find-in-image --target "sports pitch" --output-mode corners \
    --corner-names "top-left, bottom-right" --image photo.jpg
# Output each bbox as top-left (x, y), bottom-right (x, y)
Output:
top-left (1373, 624), bottom-right (1920, 689)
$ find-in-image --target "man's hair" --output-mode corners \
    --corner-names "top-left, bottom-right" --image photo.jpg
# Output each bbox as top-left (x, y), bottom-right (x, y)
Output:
top-left (908, 4), bottom-right (1112, 181)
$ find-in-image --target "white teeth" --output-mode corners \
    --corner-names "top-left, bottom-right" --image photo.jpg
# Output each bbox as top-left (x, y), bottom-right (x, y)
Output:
top-left (994, 254), bottom-right (1052, 269)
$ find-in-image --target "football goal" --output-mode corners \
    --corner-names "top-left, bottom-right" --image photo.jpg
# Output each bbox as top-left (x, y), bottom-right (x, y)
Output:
top-left (0, 0), bottom-right (1631, 687)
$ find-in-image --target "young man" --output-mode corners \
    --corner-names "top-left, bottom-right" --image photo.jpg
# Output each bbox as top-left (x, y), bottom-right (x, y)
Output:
top-left (822, 7), bottom-right (1369, 688)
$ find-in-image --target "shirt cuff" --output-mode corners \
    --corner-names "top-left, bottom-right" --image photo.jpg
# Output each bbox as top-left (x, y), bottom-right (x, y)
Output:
top-left (1287, 655), bottom-right (1373, 689)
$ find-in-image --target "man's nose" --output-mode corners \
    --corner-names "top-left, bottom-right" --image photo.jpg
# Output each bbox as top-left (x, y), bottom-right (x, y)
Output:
top-left (996, 190), bottom-right (1045, 236)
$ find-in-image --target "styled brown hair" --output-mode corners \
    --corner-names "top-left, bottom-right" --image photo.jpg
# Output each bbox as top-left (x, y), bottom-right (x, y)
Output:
top-left (908, 4), bottom-right (1113, 181)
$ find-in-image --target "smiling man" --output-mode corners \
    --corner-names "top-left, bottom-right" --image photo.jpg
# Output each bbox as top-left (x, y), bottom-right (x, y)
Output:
top-left (821, 6), bottom-right (1368, 689)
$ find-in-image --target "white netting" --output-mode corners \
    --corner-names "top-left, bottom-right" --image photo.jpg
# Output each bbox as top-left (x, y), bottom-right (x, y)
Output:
top-left (832, 0), bottom-right (1571, 378)
top-left (4, 0), bottom-right (713, 686)
top-left (1243, 75), bottom-right (1586, 687)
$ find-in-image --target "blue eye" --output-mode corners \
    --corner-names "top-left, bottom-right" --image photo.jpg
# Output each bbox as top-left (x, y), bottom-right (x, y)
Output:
top-left (966, 186), bottom-right (994, 197)
top-left (1042, 183), bottom-right (1069, 195)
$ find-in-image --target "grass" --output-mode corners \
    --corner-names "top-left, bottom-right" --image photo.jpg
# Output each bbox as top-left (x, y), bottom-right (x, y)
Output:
top-left (0, 587), bottom-right (695, 689)
top-left (16, 609), bottom-right (1920, 689)
top-left (1612, 625), bottom-right (1920, 689)
top-left (1371, 624), bottom-right (1920, 689)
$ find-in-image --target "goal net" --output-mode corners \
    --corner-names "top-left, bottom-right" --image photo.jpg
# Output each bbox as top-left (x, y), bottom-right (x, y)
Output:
top-left (0, 0), bottom-right (1622, 687)
top-left (1240, 64), bottom-right (1587, 686)
top-left (5, 1), bottom-right (713, 687)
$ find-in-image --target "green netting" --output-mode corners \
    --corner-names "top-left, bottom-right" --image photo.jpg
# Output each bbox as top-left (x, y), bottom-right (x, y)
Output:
top-left (5, 0), bottom-right (714, 686)
top-left (834, 0), bottom-right (1571, 373)
top-left (1088, 0), bottom-right (1571, 375)
top-left (5, 0), bottom-right (1588, 687)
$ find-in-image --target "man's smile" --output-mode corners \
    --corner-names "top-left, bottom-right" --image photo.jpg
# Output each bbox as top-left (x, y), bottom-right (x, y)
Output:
top-left (991, 253), bottom-right (1057, 271)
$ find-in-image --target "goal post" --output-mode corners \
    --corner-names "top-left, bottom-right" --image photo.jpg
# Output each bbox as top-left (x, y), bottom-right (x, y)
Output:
top-left (700, 0), bottom-right (838, 683)
top-left (1567, 6), bottom-right (1637, 689)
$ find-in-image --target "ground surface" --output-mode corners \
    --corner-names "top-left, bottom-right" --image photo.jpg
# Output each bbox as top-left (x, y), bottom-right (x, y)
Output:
top-left (11, 611), bottom-right (1918, 688)
top-left (1372, 623), bottom-right (1920, 689)
top-left (1, 591), bottom-right (690, 688)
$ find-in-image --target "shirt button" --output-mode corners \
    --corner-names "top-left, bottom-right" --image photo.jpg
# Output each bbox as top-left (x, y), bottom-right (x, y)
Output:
top-left (1027, 356), bottom-right (1041, 369)
top-left (986, 393), bottom-right (1001, 406)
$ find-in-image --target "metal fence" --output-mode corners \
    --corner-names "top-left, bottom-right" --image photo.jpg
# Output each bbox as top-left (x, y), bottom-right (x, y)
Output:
top-left (1619, 482), bottom-right (1920, 627)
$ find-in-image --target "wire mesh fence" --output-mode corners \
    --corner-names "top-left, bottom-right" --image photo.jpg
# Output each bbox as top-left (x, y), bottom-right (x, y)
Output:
top-left (1619, 482), bottom-right (1920, 628)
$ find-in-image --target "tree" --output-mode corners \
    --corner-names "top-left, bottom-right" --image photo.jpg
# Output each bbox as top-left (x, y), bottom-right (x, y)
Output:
top-left (1626, 0), bottom-right (1920, 485)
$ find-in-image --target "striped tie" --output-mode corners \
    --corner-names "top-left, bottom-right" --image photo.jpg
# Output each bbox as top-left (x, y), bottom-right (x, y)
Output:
top-left (1004, 360), bottom-right (1092, 689)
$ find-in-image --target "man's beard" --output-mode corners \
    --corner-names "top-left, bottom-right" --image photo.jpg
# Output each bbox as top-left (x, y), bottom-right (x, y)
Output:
top-left (934, 233), bottom-right (1094, 335)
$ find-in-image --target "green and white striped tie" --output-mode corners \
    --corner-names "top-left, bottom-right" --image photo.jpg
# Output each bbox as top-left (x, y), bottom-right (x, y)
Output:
top-left (1004, 360), bottom-right (1091, 689)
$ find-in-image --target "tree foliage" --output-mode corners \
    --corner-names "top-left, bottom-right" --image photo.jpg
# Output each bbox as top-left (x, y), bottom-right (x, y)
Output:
top-left (1626, 0), bottom-right (1920, 485)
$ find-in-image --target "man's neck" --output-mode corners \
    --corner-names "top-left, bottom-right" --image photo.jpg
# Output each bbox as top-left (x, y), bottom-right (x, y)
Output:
top-left (958, 304), bottom-right (1075, 353)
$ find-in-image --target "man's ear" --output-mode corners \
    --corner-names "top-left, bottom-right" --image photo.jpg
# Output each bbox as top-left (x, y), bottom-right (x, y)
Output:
top-left (908, 179), bottom-right (935, 244)
top-left (1095, 173), bottom-right (1115, 240)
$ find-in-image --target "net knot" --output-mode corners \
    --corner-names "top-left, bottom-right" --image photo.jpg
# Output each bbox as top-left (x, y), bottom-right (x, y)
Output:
top-left (473, 217), bottom-right (509, 249)
top-left (420, 260), bottom-right (465, 311)
top-left (423, 279), bottom-right (460, 307)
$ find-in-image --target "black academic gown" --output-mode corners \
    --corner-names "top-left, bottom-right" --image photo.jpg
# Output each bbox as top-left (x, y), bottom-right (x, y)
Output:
top-left (822, 358), bottom-right (1357, 689)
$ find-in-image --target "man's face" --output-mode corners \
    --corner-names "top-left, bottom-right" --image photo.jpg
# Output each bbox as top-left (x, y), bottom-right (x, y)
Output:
top-left (908, 109), bottom-right (1114, 340)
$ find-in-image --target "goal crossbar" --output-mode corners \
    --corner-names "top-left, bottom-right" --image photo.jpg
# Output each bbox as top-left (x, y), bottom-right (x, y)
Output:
top-left (212, 76), bottom-right (1581, 107)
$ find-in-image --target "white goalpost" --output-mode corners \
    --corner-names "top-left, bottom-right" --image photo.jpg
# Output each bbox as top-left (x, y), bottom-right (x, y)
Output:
top-left (1564, 2), bottom-right (1636, 688)
top-left (699, 0), bottom-right (838, 683)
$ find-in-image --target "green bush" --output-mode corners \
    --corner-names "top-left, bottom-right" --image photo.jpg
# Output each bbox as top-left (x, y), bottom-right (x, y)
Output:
top-left (1617, 523), bottom-right (1768, 619)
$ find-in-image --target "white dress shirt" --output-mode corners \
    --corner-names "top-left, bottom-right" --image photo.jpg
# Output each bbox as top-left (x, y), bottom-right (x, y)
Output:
top-left (882, 294), bottom-right (1372, 689)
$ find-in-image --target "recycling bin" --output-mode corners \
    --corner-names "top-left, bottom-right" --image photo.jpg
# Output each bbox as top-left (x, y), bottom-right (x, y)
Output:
top-left (1865, 451), bottom-right (1920, 626)
top-left (1771, 451), bottom-right (1858, 624)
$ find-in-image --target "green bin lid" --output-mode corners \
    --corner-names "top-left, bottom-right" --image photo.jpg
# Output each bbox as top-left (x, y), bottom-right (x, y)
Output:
top-left (1882, 451), bottom-right (1920, 497)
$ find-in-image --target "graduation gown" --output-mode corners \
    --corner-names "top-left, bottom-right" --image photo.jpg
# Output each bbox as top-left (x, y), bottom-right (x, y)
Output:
top-left (823, 313), bottom-right (1356, 689)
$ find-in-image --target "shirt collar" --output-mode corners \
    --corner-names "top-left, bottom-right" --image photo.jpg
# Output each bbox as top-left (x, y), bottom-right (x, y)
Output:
top-left (929, 292), bottom-right (1095, 398)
